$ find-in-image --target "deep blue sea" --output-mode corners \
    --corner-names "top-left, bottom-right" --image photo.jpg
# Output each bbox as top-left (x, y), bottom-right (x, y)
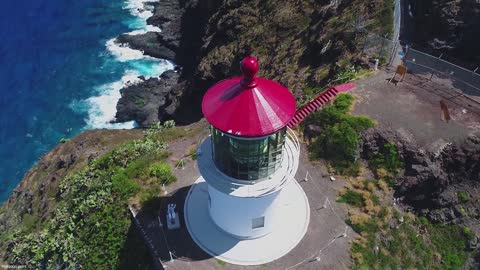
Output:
top-left (0, 0), bottom-right (173, 202)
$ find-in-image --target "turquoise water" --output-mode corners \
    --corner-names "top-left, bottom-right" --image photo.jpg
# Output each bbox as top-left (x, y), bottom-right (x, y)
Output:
top-left (0, 0), bottom-right (172, 202)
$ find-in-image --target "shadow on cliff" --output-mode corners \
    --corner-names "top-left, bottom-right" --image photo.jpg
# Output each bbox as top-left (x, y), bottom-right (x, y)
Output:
top-left (170, 0), bottom-right (223, 125)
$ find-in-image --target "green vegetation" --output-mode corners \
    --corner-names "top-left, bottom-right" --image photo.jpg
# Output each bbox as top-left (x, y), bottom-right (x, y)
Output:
top-left (337, 190), bottom-right (365, 207)
top-left (134, 97), bottom-right (146, 107)
top-left (463, 226), bottom-right (475, 240)
top-left (351, 213), bottom-right (474, 270)
top-left (368, 142), bottom-right (403, 186)
top-left (149, 162), bottom-right (176, 185)
top-left (4, 122), bottom-right (179, 269)
top-left (216, 259), bottom-right (226, 266)
top-left (375, 0), bottom-right (394, 38)
top-left (457, 192), bottom-right (470, 203)
top-left (307, 94), bottom-right (374, 175)
top-left (338, 172), bottom-right (476, 270)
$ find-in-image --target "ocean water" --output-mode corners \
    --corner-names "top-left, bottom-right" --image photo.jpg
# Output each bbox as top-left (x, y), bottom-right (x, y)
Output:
top-left (0, 0), bottom-right (173, 202)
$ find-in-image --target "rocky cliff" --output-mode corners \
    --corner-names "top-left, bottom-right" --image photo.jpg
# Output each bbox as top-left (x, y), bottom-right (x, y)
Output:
top-left (114, 0), bottom-right (392, 127)
top-left (407, 0), bottom-right (480, 66)
top-left (362, 128), bottom-right (480, 228)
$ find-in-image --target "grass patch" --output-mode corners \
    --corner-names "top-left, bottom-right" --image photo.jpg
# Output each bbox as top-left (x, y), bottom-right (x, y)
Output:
top-left (338, 190), bottom-right (365, 207)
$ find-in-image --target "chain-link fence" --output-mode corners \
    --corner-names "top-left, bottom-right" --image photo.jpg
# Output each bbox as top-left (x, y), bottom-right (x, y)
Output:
top-left (404, 48), bottom-right (480, 97)
top-left (362, 34), bottom-right (399, 65)
top-left (359, 0), bottom-right (480, 106)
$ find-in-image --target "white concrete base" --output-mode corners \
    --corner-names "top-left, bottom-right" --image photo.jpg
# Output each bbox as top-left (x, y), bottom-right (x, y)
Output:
top-left (184, 177), bottom-right (310, 265)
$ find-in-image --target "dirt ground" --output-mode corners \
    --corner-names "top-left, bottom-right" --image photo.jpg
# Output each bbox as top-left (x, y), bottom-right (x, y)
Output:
top-left (352, 70), bottom-right (480, 152)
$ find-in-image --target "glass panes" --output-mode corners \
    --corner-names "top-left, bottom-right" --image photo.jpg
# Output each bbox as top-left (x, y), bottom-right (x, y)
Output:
top-left (211, 127), bottom-right (286, 181)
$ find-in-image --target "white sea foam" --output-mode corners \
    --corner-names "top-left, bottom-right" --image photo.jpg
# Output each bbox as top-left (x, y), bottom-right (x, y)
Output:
top-left (73, 59), bottom-right (174, 130)
top-left (71, 71), bottom-right (141, 129)
top-left (106, 38), bottom-right (145, 61)
top-left (125, 0), bottom-right (157, 21)
top-left (75, 0), bottom-right (174, 130)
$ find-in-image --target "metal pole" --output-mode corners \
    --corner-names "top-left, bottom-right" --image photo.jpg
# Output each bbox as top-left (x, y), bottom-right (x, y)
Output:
top-left (430, 53), bottom-right (442, 81)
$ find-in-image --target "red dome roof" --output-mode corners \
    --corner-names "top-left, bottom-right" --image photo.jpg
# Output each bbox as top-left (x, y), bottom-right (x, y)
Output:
top-left (202, 56), bottom-right (296, 137)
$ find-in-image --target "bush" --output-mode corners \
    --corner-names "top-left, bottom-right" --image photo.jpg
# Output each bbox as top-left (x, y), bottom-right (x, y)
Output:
top-left (463, 227), bottom-right (475, 240)
top-left (149, 162), bottom-right (176, 185)
top-left (112, 171), bottom-right (139, 199)
top-left (333, 93), bottom-right (354, 113)
top-left (307, 94), bottom-right (374, 173)
top-left (457, 192), bottom-right (470, 203)
top-left (369, 143), bottom-right (403, 184)
top-left (338, 190), bottom-right (365, 207)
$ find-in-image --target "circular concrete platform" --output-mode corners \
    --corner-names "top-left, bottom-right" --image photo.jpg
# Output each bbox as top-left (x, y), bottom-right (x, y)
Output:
top-left (184, 177), bottom-right (310, 265)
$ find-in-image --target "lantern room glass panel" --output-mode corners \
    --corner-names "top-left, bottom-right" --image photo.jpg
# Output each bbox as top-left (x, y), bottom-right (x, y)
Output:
top-left (211, 127), bottom-right (286, 181)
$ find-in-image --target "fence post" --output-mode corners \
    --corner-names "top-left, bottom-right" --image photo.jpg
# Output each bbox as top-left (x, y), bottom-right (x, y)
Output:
top-left (429, 53), bottom-right (442, 81)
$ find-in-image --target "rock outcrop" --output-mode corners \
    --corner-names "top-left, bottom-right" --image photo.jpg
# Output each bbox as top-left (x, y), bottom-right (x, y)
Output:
top-left (408, 0), bottom-right (480, 66)
top-left (115, 70), bottom-right (184, 127)
top-left (361, 128), bottom-right (480, 226)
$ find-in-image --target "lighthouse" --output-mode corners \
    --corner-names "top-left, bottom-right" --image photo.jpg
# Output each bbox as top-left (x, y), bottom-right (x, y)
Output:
top-left (184, 56), bottom-right (310, 265)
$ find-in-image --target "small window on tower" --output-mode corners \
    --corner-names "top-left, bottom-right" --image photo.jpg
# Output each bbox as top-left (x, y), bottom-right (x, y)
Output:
top-left (252, 216), bottom-right (265, 229)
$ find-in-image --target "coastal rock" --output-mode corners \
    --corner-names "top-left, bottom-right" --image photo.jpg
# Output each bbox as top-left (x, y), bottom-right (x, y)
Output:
top-left (116, 32), bottom-right (177, 62)
top-left (115, 70), bottom-right (184, 127)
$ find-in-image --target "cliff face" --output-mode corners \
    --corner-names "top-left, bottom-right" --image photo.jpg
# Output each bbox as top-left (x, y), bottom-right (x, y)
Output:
top-left (0, 130), bottom-right (143, 258)
top-left (362, 129), bottom-right (480, 227)
top-left (408, 0), bottom-right (480, 66)
top-left (115, 0), bottom-right (391, 127)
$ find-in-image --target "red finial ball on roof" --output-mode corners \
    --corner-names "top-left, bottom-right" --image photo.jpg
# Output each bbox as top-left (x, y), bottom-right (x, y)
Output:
top-left (240, 56), bottom-right (259, 87)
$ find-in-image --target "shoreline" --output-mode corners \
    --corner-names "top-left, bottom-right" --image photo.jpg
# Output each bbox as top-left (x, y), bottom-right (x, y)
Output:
top-left (75, 0), bottom-right (176, 131)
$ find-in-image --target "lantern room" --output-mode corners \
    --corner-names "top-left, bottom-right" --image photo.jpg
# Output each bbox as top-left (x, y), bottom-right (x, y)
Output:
top-left (202, 56), bottom-right (296, 181)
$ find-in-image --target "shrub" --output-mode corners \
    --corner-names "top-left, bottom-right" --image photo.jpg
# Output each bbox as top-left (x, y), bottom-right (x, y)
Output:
top-left (307, 94), bottom-right (374, 174)
top-left (463, 227), bottom-right (475, 240)
top-left (111, 171), bottom-right (139, 199)
top-left (149, 162), bottom-right (176, 185)
top-left (457, 192), bottom-right (470, 203)
top-left (370, 143), bottom-right (403, 174)
top-left (332, 93), bottom-right (354, 113)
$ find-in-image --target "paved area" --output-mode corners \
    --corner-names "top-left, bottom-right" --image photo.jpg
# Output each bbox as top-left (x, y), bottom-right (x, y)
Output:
top-left (353, 70), bottom-right (480, 151)
top-left (132, 133), bottom-right (353, 270)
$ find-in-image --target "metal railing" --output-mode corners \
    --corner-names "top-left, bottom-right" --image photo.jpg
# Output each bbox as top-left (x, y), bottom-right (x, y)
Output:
top-left (403, 48), bottom-right (480, 97)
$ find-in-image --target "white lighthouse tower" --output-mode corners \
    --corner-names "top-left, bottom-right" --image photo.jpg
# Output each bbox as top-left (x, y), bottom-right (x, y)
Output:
top-left (184, 56), bottom-right (310, 265)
